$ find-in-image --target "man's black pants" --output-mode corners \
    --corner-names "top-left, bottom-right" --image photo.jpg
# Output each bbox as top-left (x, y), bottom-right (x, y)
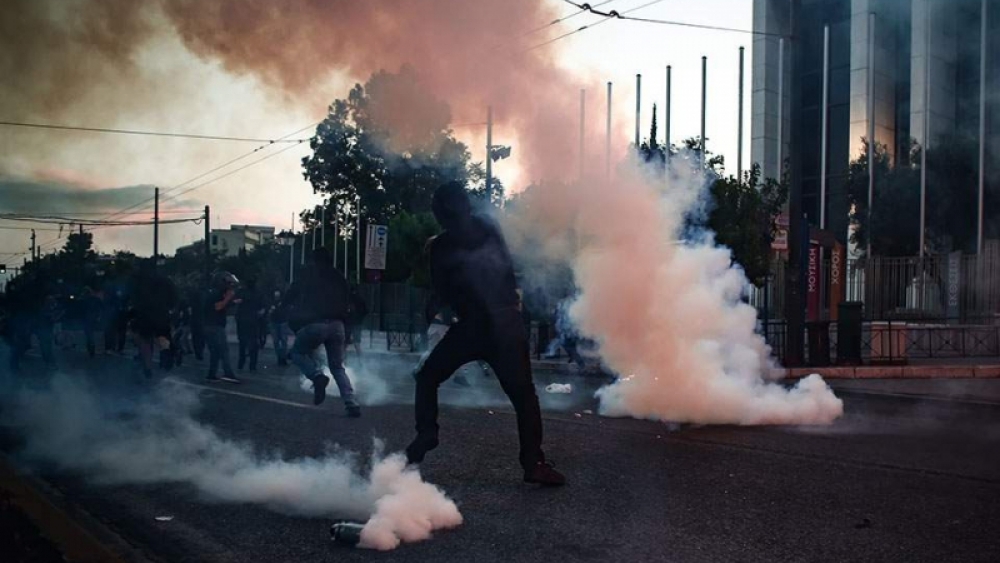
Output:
top-left (413, 307), bottom-right (544, 470)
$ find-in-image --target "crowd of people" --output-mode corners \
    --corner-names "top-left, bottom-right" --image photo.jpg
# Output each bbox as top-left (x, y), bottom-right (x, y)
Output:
top-left (0, 258), bottom-right (368, 394)
top-left (1, 183), bottom-right (566, 485)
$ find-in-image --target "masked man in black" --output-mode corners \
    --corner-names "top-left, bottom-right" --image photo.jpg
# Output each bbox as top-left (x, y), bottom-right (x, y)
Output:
top-left (406, 182), bottom-right (565, 486)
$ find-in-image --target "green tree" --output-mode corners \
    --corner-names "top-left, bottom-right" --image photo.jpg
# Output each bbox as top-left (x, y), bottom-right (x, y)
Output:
top-left (383, 211), bottom-right (441, 286)
top-left (705, 164), bottom-right (788, 285)
top-left (847, 136), bottom-right (986, 256)
top-left (301, 66), bottom-right (484, 228)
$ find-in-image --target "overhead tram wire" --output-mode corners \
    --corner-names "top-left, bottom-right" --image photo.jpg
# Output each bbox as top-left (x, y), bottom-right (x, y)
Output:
top-left (526, 0), bottom-right (668, 51)
top-left (0, 120), bottom-right (309, 144)
top-left (158, 138), bottom-right (309, 207)
top-left (22, 121), bottom-right (319, 258)
top-left (100, 120), bottom-right (320, 222)
top-left (523, 0), bottom-right (619, 36)
top-left (560, 0), bottom-right (785, 38)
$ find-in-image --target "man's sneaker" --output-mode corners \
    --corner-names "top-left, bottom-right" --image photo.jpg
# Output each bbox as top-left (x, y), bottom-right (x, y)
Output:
top-left (220, 375), bottom-right (242, 384)
top-left (310, 374), bottom-right (330, 405)
top-left (405, 434), bottom-right (439, 465)
top-left (205, 375), bottom-right (223, 383)
top-left (523, 461), bottom-right (566, 487)
top-left (346, 405), bottom-right (362, 418)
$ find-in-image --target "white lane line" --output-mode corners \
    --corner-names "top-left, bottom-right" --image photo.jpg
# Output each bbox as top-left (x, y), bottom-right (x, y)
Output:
top-left (163, 378), bottom-right (318, 410)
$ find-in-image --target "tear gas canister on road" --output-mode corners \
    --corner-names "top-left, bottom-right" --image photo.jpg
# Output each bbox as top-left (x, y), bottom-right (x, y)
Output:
top-left (330, 521), bottom-right (365, 546)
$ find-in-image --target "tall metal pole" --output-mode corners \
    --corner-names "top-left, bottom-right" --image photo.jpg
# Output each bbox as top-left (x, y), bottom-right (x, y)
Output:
top-left (203, 206), bottom-right (210, 282)
top-left (635, 74), bottom-right (642, 147)
top-left (777, 38), bottom-right (785, 178)
top-left (605, 82), bottom-right (612, 180)
top-left (701, 56), bottom-right (708, 165)
top-left (820, 25), bottom-right (830, 229)
top-left (978, 0), bottom-right (988, 254)
top-left (343, 222), bottom-right (349, 275)
top-left (356, 199), bottom-right (361, 284)
top-left (867, 12), bottom-right (876, 258)
top-left (579, 88), bottom-right (586, 181)
top-left (300, 224), bottom-right (306, 265)
top-left (311, 217), bottom-right (317, 250)
top-left (738, 48), bottom-right (745, 180)
top-left (485, 106), bottom-right (493, 200)
top-left (333, 202), bottom-right (339, 266)
top-left (665, 66), bottom-right (672, 153)
top-left (321, 204), bottom-right (326, 248)
top-left (920, 7), bottom-right (929, 259)
top-left (153, 187), bottom-right (159, 261)
top-left (30, 229), bottom-right (36, 262)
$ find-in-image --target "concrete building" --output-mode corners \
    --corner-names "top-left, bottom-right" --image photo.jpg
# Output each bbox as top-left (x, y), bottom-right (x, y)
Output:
top-left (752, 0), bottom-right (998, 249)
top-left (177, 224), bottom-right (276, 258)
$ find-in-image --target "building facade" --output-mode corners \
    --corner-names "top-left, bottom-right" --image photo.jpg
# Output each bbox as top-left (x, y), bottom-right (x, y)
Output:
top-left (752, 0), bottom-right (998, 251)
top-left (177, 224), bottom-right (276, 258)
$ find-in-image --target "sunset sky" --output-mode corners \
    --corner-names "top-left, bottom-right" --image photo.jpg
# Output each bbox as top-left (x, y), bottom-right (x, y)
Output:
top-left (0, 0), bottom-right (753, 275)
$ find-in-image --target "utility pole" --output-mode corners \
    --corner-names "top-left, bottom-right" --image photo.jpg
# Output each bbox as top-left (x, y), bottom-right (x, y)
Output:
top-left (701, 56), bottom-right (708, 166)
top-left (665, 66), bottom-right (672, 153)
top-left (605, 81), bottom-right (612, 181)
top-left (153, 187), bottom-right (160, 264)
top-left (783, 4), bottom-right (804, 366)
top-left (321, 204), bottom-right (326, 248)
top-left (203, 205), bottom-right (211, 283)
top-left (868, 11), bottom-right (877, 259)
top-left (634, 74), bottom-right (641, 147)
top-left (977, 0), bottom-right (988, 254)
top-left (579, 88), bottom-right (586, 181)
top-left (486, 106), bottom-right (493, 201)
top-left (738, 48), bottom-right (745, 180)
top-left (356, 199), bottom-right (361, 284)
top-left (820, 25), bottom-right (830, 229)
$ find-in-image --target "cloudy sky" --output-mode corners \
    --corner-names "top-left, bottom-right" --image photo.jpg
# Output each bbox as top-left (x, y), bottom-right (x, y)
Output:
top-left (0, 0), bottom-right (752, 278)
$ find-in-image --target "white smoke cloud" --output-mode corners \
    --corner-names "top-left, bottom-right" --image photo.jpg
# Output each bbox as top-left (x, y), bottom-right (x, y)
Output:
top-left (507, 156), bottom-right (843, 426)
top-left (7, 375), bottom-right (461, 550)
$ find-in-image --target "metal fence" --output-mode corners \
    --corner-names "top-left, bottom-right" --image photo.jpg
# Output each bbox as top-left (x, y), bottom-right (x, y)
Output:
top-left (748, 247), bottom-right (1000, 322)
top-left (764, 317), bottom-right (1000, 365)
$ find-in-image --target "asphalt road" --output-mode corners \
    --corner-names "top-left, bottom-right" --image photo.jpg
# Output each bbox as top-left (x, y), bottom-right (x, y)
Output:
top-left (2, 348), bottom-right (999, 563)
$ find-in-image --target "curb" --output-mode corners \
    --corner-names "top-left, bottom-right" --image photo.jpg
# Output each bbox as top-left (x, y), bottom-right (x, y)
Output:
top-left (0, 456), bottom-right (152, 563)
top-left (779, 365), bottom-right (1000, 379)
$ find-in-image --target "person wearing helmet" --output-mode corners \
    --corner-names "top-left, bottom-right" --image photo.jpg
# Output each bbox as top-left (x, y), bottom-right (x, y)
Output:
top-left (405, 181), bottom-right (565, 487)
top-left (204, 271), bottom-right (240, 383)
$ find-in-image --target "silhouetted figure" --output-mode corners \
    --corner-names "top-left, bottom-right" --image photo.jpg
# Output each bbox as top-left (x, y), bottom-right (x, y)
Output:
top-left (204, 272), bottom-right (240, 383)
top-left (406, 182), bottom-right (564, 486)
top-left (129, 261), bottom-right (177, 378)
top-left (268, 289), bottom-right (289, 366)
top-left (284, 248), bottom-right (359, 417)
top-left (236, 279), bottom-right (263, 372)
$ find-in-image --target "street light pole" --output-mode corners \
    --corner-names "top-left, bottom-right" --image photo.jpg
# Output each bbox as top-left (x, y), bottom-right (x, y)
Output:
top-left (486, 105), bottom-right (493, 201)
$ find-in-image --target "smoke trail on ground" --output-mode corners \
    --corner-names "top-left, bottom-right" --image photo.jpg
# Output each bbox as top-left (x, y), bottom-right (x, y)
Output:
top-left (7, 375), bottom-right (461, 550)
top-left (505, 156), bottom-right (843, 426)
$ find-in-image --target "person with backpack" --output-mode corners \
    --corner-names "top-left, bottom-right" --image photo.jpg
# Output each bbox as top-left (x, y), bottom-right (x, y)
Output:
top-left (283, 248), bottom-right (360, 417)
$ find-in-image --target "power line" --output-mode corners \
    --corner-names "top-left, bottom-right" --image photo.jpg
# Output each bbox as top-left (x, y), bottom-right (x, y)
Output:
top-left (0, 214), bottom-right (203, 226)
top-left (523, 0), bottom-right (618, 36)
top-left (158, 139), bottom-right (309, 207)
top-left (527, 0), bottom-right (668, 51)
top-left (101, 121), bottom-right (319, 222)
top-left (560, 0), bottom-right (785, 38)
top-left (0, 120), bottom-right (310, 144)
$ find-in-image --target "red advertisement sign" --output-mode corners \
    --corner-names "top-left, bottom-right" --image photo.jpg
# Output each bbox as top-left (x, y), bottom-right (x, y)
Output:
top-left (806, 243), bottom-right (820, 321)
top-left (828, 242), bottom-right (846, 320)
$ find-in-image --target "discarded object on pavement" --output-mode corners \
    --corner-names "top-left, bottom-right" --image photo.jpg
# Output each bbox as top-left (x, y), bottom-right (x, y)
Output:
top-left (330, 521), bottom-right (365, 547)
top-left (545, 383), bottom-right (573, 394)
top-left (154, 516), bottom-right (174, 522)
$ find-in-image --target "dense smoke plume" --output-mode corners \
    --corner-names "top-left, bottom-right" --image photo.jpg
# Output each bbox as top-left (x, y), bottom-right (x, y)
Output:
top-left (7, 376), bottom-right (461, 550)
top-left (506, 156), bottom-right (843, 426)
top-left (3, 0), bottom-right (595, 181)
